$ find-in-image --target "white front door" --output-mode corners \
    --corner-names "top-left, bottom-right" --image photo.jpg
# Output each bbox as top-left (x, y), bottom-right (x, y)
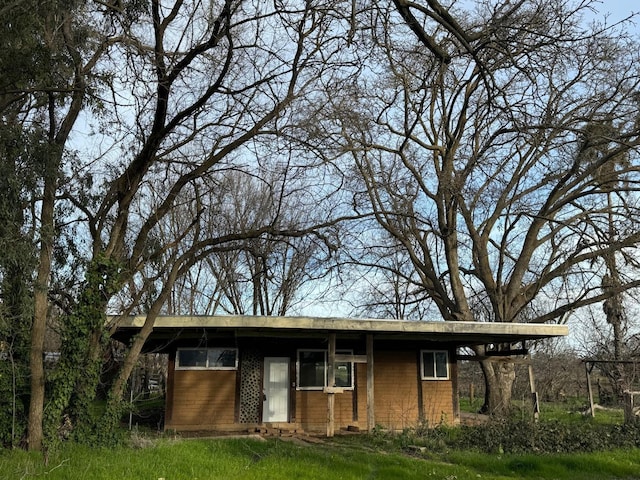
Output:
top-left (263, 357), bottom-right (290, 422)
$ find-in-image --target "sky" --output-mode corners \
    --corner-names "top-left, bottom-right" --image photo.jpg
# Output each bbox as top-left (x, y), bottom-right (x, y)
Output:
top-left (594, 1), bottom-right (638, 28)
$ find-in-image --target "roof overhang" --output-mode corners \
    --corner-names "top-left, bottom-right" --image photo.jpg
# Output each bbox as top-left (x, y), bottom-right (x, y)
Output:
top-left (112, 315), bottom-right (568, 350)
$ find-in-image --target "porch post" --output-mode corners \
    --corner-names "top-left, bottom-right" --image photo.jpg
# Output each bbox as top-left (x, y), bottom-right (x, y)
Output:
top-left (585, 361), bottom-right (595, 418)
top-left (527, 359), bottom-right (539, 421)
top-left (327, 333), bottom-right (336, 437)
top-left (366, 333), bottom-right (375, 431)
top-left (165, 351), bottom-right (176, 429)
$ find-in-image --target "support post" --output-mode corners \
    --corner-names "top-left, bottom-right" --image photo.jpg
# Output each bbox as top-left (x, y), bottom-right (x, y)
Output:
top-left (585, 361), bottom-right (595, 418)
top-left (528, 361), bottom-right (539, 421)
top-left (366, 334), bottom-right (375, 432)
top-left (327, 333), bottom-right (336, 437)
top-left (624, 391), bottom-right (634, 424)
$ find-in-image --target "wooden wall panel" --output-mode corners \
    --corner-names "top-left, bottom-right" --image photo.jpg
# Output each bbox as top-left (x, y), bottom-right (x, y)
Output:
top-left (373, 350), bottom-right (420, 430)
top-left (371, 350), bottom-right (455, 429)
top-left (295, 390), bottom-right (356, 432)
top-left (421, 380), bottom-right (454, 426)
top-left (167, 370), bottom-right (237, 429)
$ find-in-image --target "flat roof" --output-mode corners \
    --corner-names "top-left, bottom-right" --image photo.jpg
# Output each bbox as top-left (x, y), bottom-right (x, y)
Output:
top-left (112, 315), bottom-right (568, 347)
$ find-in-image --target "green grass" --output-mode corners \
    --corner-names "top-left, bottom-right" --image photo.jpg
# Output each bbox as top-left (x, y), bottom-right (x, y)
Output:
top-left (447, 450), bottom-right (640, 479)
top-left (538, 400), bottom-right (625, 424)
top-left (0, 438), bottom-right (465, 480)
top-left (459, 396), bottom-right (626, 425)
top-left (2, 436), bottom-right (640, 480)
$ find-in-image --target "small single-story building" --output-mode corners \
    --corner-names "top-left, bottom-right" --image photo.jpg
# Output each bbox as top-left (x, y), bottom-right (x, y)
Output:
top-left (113, 316), bottom-right (567, 435)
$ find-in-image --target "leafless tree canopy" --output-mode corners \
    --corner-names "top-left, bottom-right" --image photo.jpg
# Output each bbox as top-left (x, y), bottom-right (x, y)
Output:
top-left (3, 0), bottom-right (640, 446)
top-left (332, 0), bottom-right (640, 327)
top-left (313, 0), bottom-right (640, 412)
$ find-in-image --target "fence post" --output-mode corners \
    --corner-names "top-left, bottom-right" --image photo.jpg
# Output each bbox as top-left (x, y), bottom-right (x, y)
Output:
top-left (623, 391), bottom-right (635, 424)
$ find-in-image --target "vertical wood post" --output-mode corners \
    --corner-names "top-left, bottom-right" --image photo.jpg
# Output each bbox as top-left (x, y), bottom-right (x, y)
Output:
top-left (366, 334), bottom-right (375, 431)
top-left (623, 391), bottom-right (634, 424)
top-left (451, 351), bottom-right (460, 425)
top-left (528, 361), bottom-right (539, 421)
top-left (585, 361), bottom-right (595, 418)
top-left (165, 351), bottom-right (176, 428)
top-left (327, 333), bottom-right (336, 437)
top-left (416, 351), bottom-right (424, 422)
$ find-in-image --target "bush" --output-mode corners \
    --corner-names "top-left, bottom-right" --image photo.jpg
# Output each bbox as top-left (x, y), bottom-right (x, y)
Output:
top-left (455, 416), bottom-right (640, 454)
top-left (367, 413), bottom-right (640, 455)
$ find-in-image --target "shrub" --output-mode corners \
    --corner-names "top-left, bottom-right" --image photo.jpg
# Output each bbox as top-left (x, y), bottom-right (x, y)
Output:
top-left (368, 412), bottom-right (640, 455)
top-left (455, 417), bottom-right (640, 454)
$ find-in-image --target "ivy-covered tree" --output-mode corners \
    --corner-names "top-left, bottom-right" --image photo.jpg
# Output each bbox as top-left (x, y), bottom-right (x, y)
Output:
top-left (4, 0), bottom-right (359, 449)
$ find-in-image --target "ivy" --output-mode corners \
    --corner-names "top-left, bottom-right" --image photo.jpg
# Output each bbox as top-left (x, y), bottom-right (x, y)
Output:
top-left (44, 254), bottom-right (124, 448)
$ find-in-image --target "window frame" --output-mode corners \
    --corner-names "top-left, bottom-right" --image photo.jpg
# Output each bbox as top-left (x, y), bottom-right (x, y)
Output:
top-left (175, 347), bottom-right (238, 370)
top-left (420, 349), bottom-right (450, 380)
top-left (296, 348), bottom-right (354, 391)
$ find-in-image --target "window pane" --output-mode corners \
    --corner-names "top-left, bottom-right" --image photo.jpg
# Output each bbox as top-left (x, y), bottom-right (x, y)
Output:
top-left (299, 351), bottom-right (325, 388)
top-left (335, 362), bottom-right (352, 388)
top-left (208, 348), bottom-right (237, 368)
top-left (178, 349), bottom-right (207, 367)
top-left (422, 351), bottom-right (435, 378)
top-left (435, 351), bottom-right (448, 378)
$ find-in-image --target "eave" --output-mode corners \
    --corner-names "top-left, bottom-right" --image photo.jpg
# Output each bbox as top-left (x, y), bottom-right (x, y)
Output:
top-left (111, 315), bottom-right (568, 351)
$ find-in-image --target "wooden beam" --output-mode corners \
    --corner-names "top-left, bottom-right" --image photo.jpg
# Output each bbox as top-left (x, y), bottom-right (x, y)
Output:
top-left (585, 361), bottom-right (595, 418)
top-left (450, 350), bottom-right (460, 424)
top-left (324, 386), bottom-right (344, 394)
top-left (416, 350), bottom-right (424, 422)
top-left (165, 351), bottom-right (176, 428)
top-left (335, 354), bottom-right (368, 364)
top-left (327, 333), bottom-right (336, 437)
top-left (352, 364), bottom-right (358, 422)
top-left (483, 349), bottom-right (529, 357)
top-left (624, 392), bottom-right (635, 424)
top-left (456, 354), bottom-right (531, 364)
top-left (528, 362), bottom-right (539, 421)
top-left (584, 359), bottom-right (640, 365)
top-left (366, 334), bottom-right (375, 432)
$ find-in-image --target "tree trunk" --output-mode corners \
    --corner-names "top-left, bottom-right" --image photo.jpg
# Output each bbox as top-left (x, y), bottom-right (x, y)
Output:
top-left (26, 12), bottom-right (87, 448)
top-left (479, 359), bottom-right (516, 415)
top-left (27, 143), bottom-right (58, 451)
top-left (27, 284), bottom-right (48, 451)
top-left (100, 301), bottom-right (167, 436)
top-left (43, 258), bottom-right (115, 445)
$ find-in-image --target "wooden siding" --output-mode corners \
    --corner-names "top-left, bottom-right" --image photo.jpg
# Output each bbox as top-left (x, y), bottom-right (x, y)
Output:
top-left (295, 390), bottom-right (356, 432)
top-left (373, 350), bottom-right (455, 430)
top-left (421, 379), bottom-right (454, 426)
top-left (373, 350), bottom-right (420, 430)
top-left (355, 363), bottom-right (368, 425)
top-left (166, 369), bottom-right (237, 431)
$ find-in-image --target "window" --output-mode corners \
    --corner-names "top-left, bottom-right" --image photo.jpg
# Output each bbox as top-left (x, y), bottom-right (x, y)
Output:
top-left (298, 350), bottom-right (326, 388)
top-left (297, 349), bottom-right (354, 390)
top-left (421, 350), bottom-right (449, 380)
top-left (176, 348), bottom-right (238, 370)
top-left (335, 358), bottom-right (352, 388)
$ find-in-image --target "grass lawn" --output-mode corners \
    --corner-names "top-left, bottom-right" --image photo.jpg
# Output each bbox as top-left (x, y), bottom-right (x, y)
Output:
top-left (2, 436), bottom-right (640, 480)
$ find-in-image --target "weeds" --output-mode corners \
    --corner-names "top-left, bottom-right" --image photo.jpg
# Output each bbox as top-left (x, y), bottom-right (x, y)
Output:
top-left (364, 413), bottom-right (640, 455)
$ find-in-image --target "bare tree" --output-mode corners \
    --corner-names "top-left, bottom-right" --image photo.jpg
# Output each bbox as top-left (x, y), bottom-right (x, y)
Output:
top-left (38, 0), bottom-right (358, 443)
top-left (204, 171), bottom-right (338, 316)
top-left (329, 0), bottom-right (640, 413)
top-left (118, 168), bottom-right (341, 318)
top-left (350, 237), bottom-right (434, 320)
